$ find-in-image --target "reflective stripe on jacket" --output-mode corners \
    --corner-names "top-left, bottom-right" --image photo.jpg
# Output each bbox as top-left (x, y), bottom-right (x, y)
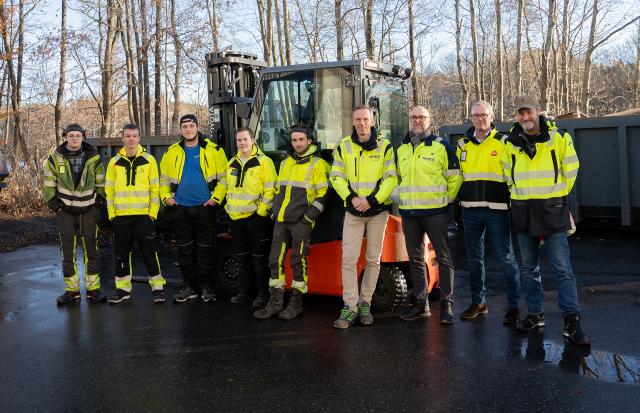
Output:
top-left (397, 133), bottom-right (462, 214)
top-left (330, 128), bottom-right (397, 217)
top-left (159, 133), bottom-right (228, 204)
top-left (42, 141), bottom-right (105, 214)
top-left (271, 144), bottom-right (330, 223)
top-left (224, 144), bottom-right (277, 220)
top-left (105, 145), bottom-right (161, 219)
top-left (456, 127), bottom-right (510, 210)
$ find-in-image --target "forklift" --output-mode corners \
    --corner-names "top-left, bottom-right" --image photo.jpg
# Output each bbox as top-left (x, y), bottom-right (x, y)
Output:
top-left (207, 51), bottom-right (440, 311)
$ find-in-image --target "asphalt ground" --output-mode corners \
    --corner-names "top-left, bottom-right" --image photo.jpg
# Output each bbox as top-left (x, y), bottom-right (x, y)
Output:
top-left (1, 228), bottom-right (639, 412)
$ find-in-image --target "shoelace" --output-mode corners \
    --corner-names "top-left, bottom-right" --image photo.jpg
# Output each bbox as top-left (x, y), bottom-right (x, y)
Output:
top-left (358, 305), bottom-right (370, 316)
top-left (340, 307), bottom-right (356, 320)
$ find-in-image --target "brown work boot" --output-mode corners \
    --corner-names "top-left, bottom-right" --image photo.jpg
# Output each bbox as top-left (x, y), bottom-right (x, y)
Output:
top-left (503, 308), bottom-right (520, 325)
top-left (460, 303), bottom-right (489, 320)
top-left (279, 289), bottom-right (303, 320)
top-left (253, 287), bottom-right (285, 319)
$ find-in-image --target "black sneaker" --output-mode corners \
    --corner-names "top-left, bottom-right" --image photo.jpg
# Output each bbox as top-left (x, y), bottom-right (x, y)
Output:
top-left (86, 289), bottom-right (107, 303)
top-left (563, 313), bottom-right (591, 346)
top-left (202, 288), bottom-right (216, 303)
top-left (57, 291), bottom-right (81, 305)
top-left (503, 308), bottom-right (520, 325)
top-left (173, 286), bottom-right (198, 303)
top-left (400, 301), bottom-right (430, 321)
top-left (440, 301), bottom-right (454, 325)
top-left (516, 313), bottom-right (545, 331)
top-left (152, 290), bottom-right (165, 304)
top-left (108, 289), bottom-right (131, 304)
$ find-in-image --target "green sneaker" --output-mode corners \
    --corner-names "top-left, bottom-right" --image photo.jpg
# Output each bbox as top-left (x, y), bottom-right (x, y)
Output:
top-left (358, 302), bottom-right (374, 326)
top-left (333, 306), bottom-right (358, 330)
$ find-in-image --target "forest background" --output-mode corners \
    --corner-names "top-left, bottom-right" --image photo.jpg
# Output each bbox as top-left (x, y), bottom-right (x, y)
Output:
top-left (0, 0), bottom-right (639, 214)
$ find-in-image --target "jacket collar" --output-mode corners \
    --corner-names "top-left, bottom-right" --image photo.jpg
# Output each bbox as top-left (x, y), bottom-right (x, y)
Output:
top-left (402, 131), bottom-right (438, 146)
top-left (289, 142), bottom-right (319, 164)
top-left (508, 116), bottom-right (554, 147)
top-left (350, 127), bottom-right (379, 151)
top-left (56, 140), bottom-right (98, 158)
top-left (117, 144), bottom-right (145, 158)
top-left (178, 132), bottom-right (208, 149)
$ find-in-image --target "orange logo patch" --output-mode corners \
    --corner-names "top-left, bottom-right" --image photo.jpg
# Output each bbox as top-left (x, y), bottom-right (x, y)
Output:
top-left (491, 150), bottom-right (498, 156)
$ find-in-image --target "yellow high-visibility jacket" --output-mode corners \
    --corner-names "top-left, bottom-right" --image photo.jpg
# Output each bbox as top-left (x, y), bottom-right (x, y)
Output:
top-left (271, 144), bottom-right (330, 224)
top-left (503, 117), bottom-right (579, 236)
top-left (330, 128), bottom-right (397, 217)
top-left (159, 133), bottom-right (228, 205)
top-left (456, 127), bottom-right (510, 210)
top-left (397, 133), bottom-right (462, 216)
top-left (105, 145), bottom-right (160, 220)
top-left (225, 144), bottom-right (278, 220)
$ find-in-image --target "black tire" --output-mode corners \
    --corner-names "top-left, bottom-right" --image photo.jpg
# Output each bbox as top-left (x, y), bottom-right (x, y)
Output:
top-left (216, 253), bottom-right (240, 295)
top-left (371, 266), bottom-right (408, 312)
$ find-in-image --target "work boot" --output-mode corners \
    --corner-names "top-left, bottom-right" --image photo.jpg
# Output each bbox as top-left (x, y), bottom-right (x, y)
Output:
top-left (86, 289), bottom-right (107, 303)
top-left (152, 290), bottom-right (165, 304)
top-left (252, 292), bottom-right (268, 309)
top-left (503, 308), bottom-right (520, 325)
top-left (400, 300), bottom-right (430, 321)
top-left (57, 290), bottom-right (81, 305)
top-left (440, 301), bottom-right (454, 324)
top-left (333, 306), bottom-right (358, 330)
top-left (563, 313), bottom-right (591, 346)
top-left (516, 313), bottom-right (545, 332)
top-left (460, 303), bottom-right (488, 320)
top-left (108, 289), bottom-right (131, 304)
top-left (253, 287), bottom-right (285, 319)
top-left (173, 286), bottom-right (198, 303)
top-left (358, 302), bottom-right (374, 326)
top-left (279, 289), bottom-right (303, 320)
top-left (201, 288), bottom-right (216, 303)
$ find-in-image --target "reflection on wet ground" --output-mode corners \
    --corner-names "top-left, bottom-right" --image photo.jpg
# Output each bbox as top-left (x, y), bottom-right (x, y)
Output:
top-left (521, 332), bottom-right (640, 384)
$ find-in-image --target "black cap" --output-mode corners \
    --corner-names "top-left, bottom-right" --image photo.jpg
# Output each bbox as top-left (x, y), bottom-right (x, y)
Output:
top-left (180, 114), bottom-right (198, 125)
top-left (63, 123), bottom-right (86, 138)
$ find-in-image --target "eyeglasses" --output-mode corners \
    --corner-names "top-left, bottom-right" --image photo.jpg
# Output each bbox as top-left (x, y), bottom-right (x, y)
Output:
top-left (471, 113), bottom-right (490, 119)
top-left (409, 115), bottom-right (430, 121)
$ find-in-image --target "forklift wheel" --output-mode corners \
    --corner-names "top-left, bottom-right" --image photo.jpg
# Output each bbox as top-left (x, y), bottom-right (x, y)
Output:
top-left (371, 266), bottom-right (408, 312)
top-left (216, 254), bottom-right (240, 295)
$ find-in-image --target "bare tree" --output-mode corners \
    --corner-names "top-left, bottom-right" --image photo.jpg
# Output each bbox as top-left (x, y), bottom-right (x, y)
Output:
top-left (363, 0), bottom-right (374, 59)
top-left (408, 0), bottom-right (417, 106)
top-left (54, 0), bottom-right (67, 145)
top-left (100, 0), bottom-right (121, 138)
top-left (469, 0), bottom-right (481, 100)
top-left (121, 0), bottom-right (139, 126)
top-left (335, 0), bottom-right (344, 60)
top-left (257, 0), bottom-right (273, 64)
top-left (495, 0), bottom-right (504, 119)
top-left (154, 0), bottom-right (161, 135)
top-left (283, 0), bottom-right (291, 64)
top-left (140, 0), bottom-right (151, 134)
top-left (206, 0), bottom-right (220, 52)
top-left (170, 0), bottom-right (181, 132)
top-left (515, 0), bottom-right (524, 96)
top-left (455, 0), bottom-right (468, 119)
top-left (540, 0), bottom-right (557, 111)
top-left (634, 21), bottom-right (640, 107)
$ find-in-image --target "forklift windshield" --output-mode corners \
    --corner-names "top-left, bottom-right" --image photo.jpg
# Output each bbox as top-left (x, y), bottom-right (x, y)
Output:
top-left (254, 67), bottom-right (353, 153)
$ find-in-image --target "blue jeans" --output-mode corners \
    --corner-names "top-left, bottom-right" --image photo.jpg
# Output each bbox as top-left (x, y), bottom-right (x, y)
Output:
top-left (516, 232), bottom-right (580, 315)
top-left (463, 208), bottom-right (520, 308)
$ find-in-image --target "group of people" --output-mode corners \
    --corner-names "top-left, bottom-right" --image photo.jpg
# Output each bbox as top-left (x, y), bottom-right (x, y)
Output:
top-left (43, 94), bottom-right (590, 347)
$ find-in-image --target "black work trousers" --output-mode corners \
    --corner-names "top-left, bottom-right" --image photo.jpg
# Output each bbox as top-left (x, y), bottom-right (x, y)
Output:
top-left (173, 205), bottom-right (217, 291)
top-left (229, 213), bottom-right (273, 297)
top-left (56, 208), bottom-right (100, 291)
top-left (112, 215), bottom-right (161, 278)
top-left (402, 213), bottom-right (455, 304)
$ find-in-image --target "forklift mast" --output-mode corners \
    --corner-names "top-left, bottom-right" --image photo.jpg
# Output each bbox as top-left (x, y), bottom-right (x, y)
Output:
top-left (206, 51), bottom-right (267, 156)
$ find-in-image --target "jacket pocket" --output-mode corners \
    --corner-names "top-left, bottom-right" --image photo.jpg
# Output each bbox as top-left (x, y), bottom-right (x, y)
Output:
top-left (509, 201), bottom-right (529, 232)
top-left (542, 198), bottom-right (569, 232)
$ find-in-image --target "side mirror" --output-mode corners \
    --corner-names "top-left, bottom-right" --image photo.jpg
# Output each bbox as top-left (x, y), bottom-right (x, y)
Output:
top-left (237, 102), bottom-right (252, 119)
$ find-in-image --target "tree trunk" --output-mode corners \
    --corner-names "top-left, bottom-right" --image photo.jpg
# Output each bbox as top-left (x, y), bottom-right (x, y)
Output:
top-left (494, 0), bottom-right (504, 120)
top-left (206, 0), bottom-right (220, 52)
top-left (469, 0), bottom-right (481, 100)
top-left (363, 0), bottom-right (374, 59)
top-left (140, 0), bottom-right (151, 134)
top-left (540, 0), bottom-right (556, 111)
top-left (170, 0), bottom-right (181, 133)
top-left (559, 0), bottom-right (569, 113)
top-left (408, 0), bottom-right (417, 106)
top-left (130, 0), bottom-right (145, 133)
top-left (283, 0), bottom-right (291, 65)
top-left (154, 0), bottom-right (162, 135)
top-left (0, 1), bottom-right (29, 164)
top-left (455, 0), bottom-right (468, 119)
top-left (515, 0), bottom-right (524, 96)
top-left (101, 0), bottom-right (120, 138)
top-left (335, 0), bottom-right (344, 60)
top-left (122, 0), bottom-right (139, 126)
top-left (54, 0), bottom-right (67, 146)
top-left (256, 0), bottom-right (272, 64)
top-left (274, 0), bottom-right (285, 65)
top-left (634, 21), bottom-right (640, 107)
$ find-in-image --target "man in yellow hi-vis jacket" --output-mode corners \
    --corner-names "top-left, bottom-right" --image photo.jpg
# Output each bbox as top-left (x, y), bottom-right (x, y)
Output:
top-left (503, 95), bottom-right (590, 346)
top-left (330, 105), bottom-right (398, 329)
top-left (105, 124), bottom-right (166, 304)
top-left (254, 124), bottom-right (331, 321)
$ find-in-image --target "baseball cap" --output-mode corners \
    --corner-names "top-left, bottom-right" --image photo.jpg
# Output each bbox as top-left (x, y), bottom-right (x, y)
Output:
top-left (514, 95), bottom-right (540, 111)
top-left (180, 114), bottom-right (198, 125)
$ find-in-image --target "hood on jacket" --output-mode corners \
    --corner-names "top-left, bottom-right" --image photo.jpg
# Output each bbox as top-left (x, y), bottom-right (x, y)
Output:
top-left (55, 140), bottom-right (98, 158)
top-left (117, 144), bottom-right (146, 158)
top-left (289, 142), bottom-right (320, 164)
top-left (350, 127), bottom-right (379, 151)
